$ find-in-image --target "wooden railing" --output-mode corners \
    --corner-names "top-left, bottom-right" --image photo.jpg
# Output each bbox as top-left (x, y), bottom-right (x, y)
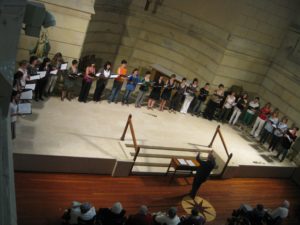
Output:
top-left (208, 125), bottom-right (233, 178)
top-left (120, 115), bottom-right (233, 177)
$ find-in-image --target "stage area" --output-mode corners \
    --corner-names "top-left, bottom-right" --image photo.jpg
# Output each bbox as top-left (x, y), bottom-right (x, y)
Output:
top-left (13, 98), bottom-right (297, 178)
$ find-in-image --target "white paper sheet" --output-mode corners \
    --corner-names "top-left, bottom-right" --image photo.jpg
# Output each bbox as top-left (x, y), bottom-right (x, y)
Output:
top-left (77, 73), bottom-right (82, 76)
top-left (178, 159), bottom-right (187, 165)
top-left (17, 103), bottom-right (32, 114)
top-left (20, 90), bottom-right (33, 100)
top-left (25, 83), bottom-right (36, 90)
top-left (50, 69), bottom-right (58, 75)
top-left (60, 63), bottom-right (68, 70)
top-left (30, 75), bottom-right (40, 81)
top-left (37, 71), bottom-right (46, 79)
top-left (110, 74), bottom-right (119, 79)
top-left (95, 73), bottom-right (101, 77)
top-left (186, 160), bottom-right (195, 167)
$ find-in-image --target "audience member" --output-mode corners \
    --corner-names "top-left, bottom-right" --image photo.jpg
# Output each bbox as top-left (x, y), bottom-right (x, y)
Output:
top-left (97, 202), bottom-right (127, 225)
top-left (154, 207), bottom-right (180, 225)
top-left (126, 205), bottom-right (153, 225)
top-left (269, 200), bottom-right (290, 220)
top-left (179, 208), bottom-right (205, 225)
top-left (78, 202), bottom-right (97, 223)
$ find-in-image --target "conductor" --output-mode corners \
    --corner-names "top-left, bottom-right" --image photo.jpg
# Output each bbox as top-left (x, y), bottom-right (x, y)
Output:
top-left (189, 152), bottom-right (216, 199)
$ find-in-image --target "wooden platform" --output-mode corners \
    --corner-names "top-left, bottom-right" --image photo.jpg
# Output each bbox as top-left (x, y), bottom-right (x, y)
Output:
top-left (15, 172), bottom-right (300, 225)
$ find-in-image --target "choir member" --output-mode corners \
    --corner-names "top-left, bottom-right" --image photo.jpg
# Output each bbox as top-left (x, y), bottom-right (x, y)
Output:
top-left (135, 71), bottom-right (151, 108)
top-left (203, 84), bottom-right (224, 120)
top-left (276, 127), bottom-right (298, 162)
top-left (122, 68), bottom-right (140, 105)
top-left (27, 56), bottom-right (40, 101)
top-left (269, 118), bottom-right (288, 151)
top-left (12, 71), bottom-right (24, 95)
top-left (108, 59), bottom-right (128, 104)
top-left (148, 75), bottom-right (164, 110)
top-left (159, 74), bottom-right (176, 111)
top-left (218, 91), bottom-right (236, 123)
top-left (93, 61), bottom-right (112, 102)
top-left (62, 60), bottom-right (79, 101)
top-left (250, 102), bottom-right (272, 138)
top-left (191, 83), bottom-right (210, 116)
top-left (229, 93), bottom-right (248, 126)
top-left (242, 97), bottom-right (260, 125)
top-left (78, 63), bottom-right (96, 103)
top-left (38, 57), bottom-right (52, 100)
top-left (259, 111), bottom-right (279, 144)
top-left (10, 92), bottom-right (20, 139)
top-left (180, 78), bottom-right (198, 114)
top-left (18, 60), bottom-right (29, 88)
top-left (169, 78), bottom-right (187, 113)
top-left (45, 52), bottom-right (64, 96)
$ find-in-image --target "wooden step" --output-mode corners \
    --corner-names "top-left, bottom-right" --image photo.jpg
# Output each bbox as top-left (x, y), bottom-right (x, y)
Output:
top-left (125, 143), bottom-right (213, 153)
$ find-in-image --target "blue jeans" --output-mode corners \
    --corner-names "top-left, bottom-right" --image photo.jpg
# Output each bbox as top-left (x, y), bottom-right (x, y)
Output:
top-left (122, 89), bottom-right (133, 104)
top-left (109, 81), bottom-right (123, 103)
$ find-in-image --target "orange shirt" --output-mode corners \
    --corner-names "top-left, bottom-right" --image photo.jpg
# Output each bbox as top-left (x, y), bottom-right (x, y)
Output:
top-left (115, 66), bottom-right (127, 82)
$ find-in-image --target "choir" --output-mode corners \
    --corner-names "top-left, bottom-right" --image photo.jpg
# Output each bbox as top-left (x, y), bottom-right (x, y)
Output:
top-left (10, 54), bottom-right (298, 162)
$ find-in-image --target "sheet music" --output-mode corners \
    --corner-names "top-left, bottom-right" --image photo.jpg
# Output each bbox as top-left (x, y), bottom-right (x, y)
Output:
top-left (77, 73), bottom-right (82, 76)
top-left (25, 83), bottom-right (36, 90)
top-left (50, 69), bottom-right (58, 75)
top-left (95, 73), bottom-right (101, 77)
top-left (186, 160), bottom-right (195, 166)
top-left (20, 90), bottom-right (33, 100)
top-left (30, 75), bottom-right (40, 81)
top-left (37, 71), bottom-right (46, 79)
top-left (110, 74), bottom-right (119, 79)
top-left (60, 63), bottom-right (68, 70)
top-left (17, 103), bottom-right (32, 114)
top-left (178, 159), bottom-right (187, 165)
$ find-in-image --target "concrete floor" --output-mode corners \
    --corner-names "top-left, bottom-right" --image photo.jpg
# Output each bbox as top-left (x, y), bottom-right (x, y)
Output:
top-left (13, 97), bottom-right (296, 170)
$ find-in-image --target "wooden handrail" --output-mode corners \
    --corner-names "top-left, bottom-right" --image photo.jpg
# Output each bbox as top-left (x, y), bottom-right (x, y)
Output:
top-left (208, 125), bottom-right (220, 148)
top-left (125, 144), bottom-right (212, 153)
top-left (217, 128), bottom-right (230, 157)
top-left (120, 114), bottom-right (132, 141)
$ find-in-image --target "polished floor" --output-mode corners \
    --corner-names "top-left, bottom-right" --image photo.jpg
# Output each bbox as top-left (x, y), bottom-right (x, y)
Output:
top-left (15, 172), bottom-right (300, 225)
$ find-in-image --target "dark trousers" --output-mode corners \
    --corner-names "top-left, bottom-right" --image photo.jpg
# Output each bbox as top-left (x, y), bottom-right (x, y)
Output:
top-left (218, 107), bottom-right (231, 122)
top-left (78, 81), bottom-right (92, 102)
top-left (122, 89), bottom-right (133, 104)
top-left (11, 122), bottom-right (16, 139)
top-left (169, 94), bottom-right (182, 111)
top-left (260, 129), bottom-right (272, 144)
top-left (276, 146), bottom-right (289, 162)
top-left (190, 175), bottom-right (205, 198)
top-left (109, 81), bottom-right (123, 103)
top-left (269, 135), bottom-right (281, 151)
top-left (35, 78), bottom-right (46, 100)
top-left (93, 79), bottom-right (107, 102)
top-left (203, 100), bottom-right (219, 120)
top-left (192, 99), bottom-right (203, 115)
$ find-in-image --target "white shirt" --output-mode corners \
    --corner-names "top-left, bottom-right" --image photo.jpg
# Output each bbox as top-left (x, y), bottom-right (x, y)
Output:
top-left (224, 95), bottom-right (236, 109)
top-left (247, 101), bottom-right (259, 114)
top-left (103, 69), bottom-right (111, 78)
top-left (155, 214), bottom-right (180, 225)
top-left (18, 68), bottom-right (28, 87)
top-left (270, 207), bottom-right (289, 219)
top-left (10, 102), bottom-right (17, 122)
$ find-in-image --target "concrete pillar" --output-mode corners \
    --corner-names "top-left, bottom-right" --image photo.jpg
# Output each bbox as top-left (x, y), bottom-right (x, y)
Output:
top-left (0, 1), bottom-right (27, 225)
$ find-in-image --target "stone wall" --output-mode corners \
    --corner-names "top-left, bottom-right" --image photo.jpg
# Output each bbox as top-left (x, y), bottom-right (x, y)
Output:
top-left (16, 0), bottom-right (95, 64)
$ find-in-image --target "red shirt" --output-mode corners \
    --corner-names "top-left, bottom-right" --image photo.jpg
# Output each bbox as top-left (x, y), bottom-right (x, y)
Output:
top-left (259, 107), bottom-right (271, 120)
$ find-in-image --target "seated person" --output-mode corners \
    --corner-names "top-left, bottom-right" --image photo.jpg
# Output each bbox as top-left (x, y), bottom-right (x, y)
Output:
top-left (179, 208), bottom-right (205, 225)
top-left (269, 200), bottom-right (289, 220)
top-left (97, 202), bottom-right (127, 225)
top-left (126, 205), bottom-right (154, 225)
top-left (78, 202), bottom-right (96, 223)
top-left (154, 207), bottom-right (180, 225)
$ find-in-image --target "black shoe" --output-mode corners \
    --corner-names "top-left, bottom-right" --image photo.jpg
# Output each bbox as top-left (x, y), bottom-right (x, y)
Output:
top-left (35, 98), bottom-right (39, 102)
top-left (39, 97), bottom-right (44, 101)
